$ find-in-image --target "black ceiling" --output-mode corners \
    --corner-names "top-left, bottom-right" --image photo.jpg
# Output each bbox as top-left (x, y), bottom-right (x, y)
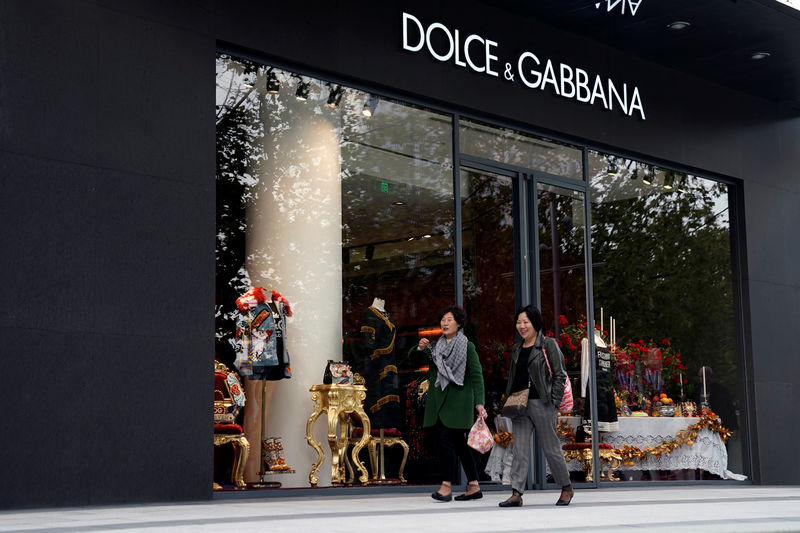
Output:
top-left (490, 0), bottom-right (800, 110)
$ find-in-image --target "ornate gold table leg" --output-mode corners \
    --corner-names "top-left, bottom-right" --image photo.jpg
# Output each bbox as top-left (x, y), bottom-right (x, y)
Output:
top-left (580, 449), bottom-right (595, 482)
top-left (367, 437), bottom-right (378, 479)
top-left (350, 404), bottom-right (371, 484)
top-left (384, 437), bottom-right (409, 483)
top-left (601, 450), bottom-right (623, 481)
top-left (327, 410), bottom-right (351, 484)
top-left (305, 391), bottom-right (325, 486)
top-left (231, 436), bottom-right (250, 489)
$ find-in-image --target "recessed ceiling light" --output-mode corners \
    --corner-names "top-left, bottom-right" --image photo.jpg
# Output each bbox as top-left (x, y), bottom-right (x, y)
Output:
top-left (667, 21), bottom-right (691, 30)
top-left (750, 51), bottom-right (771, 60)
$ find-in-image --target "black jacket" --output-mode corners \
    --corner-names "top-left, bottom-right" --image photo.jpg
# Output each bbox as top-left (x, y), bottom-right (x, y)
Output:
top-left (504, 334), bottom-right (567, 408)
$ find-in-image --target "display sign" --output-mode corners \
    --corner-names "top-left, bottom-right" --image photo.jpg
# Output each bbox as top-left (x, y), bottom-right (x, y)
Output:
top-left (596, 0), bottom-right (644, 16)
top-left (401, 12), bottom-right (646, 120)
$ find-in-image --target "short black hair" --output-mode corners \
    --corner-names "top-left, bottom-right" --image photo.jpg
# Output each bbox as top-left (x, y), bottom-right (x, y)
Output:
top-left (515, 305), bottom-right (543, 333)
top-left (438, 305), bottom-right (467, 330)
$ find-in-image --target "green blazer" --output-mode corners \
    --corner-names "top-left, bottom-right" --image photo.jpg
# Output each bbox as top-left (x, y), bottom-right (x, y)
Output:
top-left (413, 340), bottom-right (485, 430)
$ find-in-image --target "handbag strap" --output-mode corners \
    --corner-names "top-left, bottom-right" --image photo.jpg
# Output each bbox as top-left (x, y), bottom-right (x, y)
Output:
top-left (542, 340), bottom-right (553, 377)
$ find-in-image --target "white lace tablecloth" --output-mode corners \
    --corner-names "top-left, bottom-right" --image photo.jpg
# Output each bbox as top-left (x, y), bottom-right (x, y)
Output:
top-left (558, 416), bottom-right (746, 480)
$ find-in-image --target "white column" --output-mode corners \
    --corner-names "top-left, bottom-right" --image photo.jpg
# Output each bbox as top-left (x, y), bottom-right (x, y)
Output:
top-left (245, 100), bottom-right (343, 487)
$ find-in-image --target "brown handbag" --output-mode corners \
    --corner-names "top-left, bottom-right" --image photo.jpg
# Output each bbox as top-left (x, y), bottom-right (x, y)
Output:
top-left (502, 383), bottom-right (530, 417)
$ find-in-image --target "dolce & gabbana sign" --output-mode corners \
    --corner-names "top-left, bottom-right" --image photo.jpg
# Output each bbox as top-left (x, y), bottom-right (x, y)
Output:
top-left (402, 12), bottom-right (646, 120)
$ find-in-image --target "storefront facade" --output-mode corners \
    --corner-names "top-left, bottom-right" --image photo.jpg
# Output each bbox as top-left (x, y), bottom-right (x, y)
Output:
top-left (2, 0), bottom-right (799, 509)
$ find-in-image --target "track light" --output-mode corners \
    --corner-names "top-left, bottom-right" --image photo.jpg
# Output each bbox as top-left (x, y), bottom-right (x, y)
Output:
top-left (327, 84), bottom-right (344, 108)
top-left (663, 173), bottom-right (675, 190)
top-left (642, 168), bottom-right (653, 185)
top-left (266, 68), bottom-right (280, 94)
top-left (242, 64), bottom-right (257, 88)
top-left (295, 79), bottom-right (310, 101)
top-left (362, 96), bottom-right (379, 117)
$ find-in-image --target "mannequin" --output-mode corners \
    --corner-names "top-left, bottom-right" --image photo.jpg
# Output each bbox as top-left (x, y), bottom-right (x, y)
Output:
top-left (360, 298), bottom-right (401, 428)
top-left (234, 287), bottom-right (293, 481)
top-left (581, 330), bottom-right (618, 432)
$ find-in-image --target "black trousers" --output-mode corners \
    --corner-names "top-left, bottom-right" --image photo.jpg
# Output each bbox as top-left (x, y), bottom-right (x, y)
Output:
top-left (432, 419), bottom-right (479, 484)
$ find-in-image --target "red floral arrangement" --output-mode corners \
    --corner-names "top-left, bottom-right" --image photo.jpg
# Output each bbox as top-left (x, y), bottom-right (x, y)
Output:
top-left (554, 314), bottom-right (606, 372)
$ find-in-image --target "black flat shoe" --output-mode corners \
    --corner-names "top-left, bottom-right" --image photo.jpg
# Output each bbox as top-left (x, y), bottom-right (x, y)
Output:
top-left (431, 491), bottom-right (452, 502)
top-left (555, 486), bottom-right (574, 506)
top-left (498, 496), bottom-right (522, 507)
top-left (454, 490), bottom-right (483, 501)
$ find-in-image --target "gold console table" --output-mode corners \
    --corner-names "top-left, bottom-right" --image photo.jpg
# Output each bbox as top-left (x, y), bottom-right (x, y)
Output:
top-left (305, 383), bottom-right (371, 486)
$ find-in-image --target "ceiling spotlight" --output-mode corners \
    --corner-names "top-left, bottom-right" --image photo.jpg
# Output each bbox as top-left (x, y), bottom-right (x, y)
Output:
top-left (295, 79), bottom-right (311, 101)
top-left (365, 245), bottom-right (375, 261)
top-left (362, 96), bottom-right (380, 117)
top-left (642, 167), bottom-right (653, 185)
top-left (607, 162), bottom-right (618, 175)
top-left (327, 84), bottom-right (344, 108)
top-left (422, 234), bottom-right (432, 239)
top-left (663, 173), bottom-right (675, 190)
top-left (266, 68), bottom-right (280, 94)
top-left (667, 21), bottom-right (691, 30)
top-left (750, 51), bottom-right (771, 60)
top-left (392, 201), bottom-right (405, 206)
top-left (242, 64), bottom-right (257, 88)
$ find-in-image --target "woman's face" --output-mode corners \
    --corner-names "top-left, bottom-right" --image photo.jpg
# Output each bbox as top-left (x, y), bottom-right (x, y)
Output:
top-left (516, 312), bottom-right (537, 343)
top-left (440, 312), bottom-right (460, 339)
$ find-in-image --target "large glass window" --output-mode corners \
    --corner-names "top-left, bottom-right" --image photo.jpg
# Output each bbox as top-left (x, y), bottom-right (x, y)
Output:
top-left (216, 54), bottom-right (455, 489)
top-left (215, 52), bottom-right (746, 492)
top-left (583, 152), bottom-right (745, 481)
top-left (460, 118), bottom-right (583, 179)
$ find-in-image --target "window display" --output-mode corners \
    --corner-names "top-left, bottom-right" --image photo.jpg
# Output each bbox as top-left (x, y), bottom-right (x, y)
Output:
top-left (215, 52), bottom-right (747, 490)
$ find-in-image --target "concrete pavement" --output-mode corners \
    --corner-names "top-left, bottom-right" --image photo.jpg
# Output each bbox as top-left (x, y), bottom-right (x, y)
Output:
top-left (1, 485), bottom-right (799, 532)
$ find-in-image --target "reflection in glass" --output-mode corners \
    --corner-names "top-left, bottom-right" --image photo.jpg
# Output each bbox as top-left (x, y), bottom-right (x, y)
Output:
top-left (216, 53), bottom-right (456, 488)
top-left (537, 182), bottom-right (590, 485)
top-left (460, 169), bottom-right (516, 414)
top-left (587, 150), bottom-right (745, 481)
top-left (460, 118), bottom-right (583, 179)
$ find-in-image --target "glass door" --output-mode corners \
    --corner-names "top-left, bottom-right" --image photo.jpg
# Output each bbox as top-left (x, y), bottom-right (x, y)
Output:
top-left (532, 179), bottom-right (596, 489)
top-left (459, 165), bottom-right (522, 484)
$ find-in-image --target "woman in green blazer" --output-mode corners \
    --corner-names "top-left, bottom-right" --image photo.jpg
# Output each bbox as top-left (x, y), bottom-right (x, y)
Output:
top-left (411, 306), bottom-right (487, 502)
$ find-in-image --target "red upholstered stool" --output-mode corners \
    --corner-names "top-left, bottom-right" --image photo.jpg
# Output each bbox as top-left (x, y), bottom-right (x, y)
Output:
top-left (562, 442), bottom-right (622, 482)
top-left (348, 427), bottom-right (409, 484)
top-left (214, 361), bottom-right (250, 490)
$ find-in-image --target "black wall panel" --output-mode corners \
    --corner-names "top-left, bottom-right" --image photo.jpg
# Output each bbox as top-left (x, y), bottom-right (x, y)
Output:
top-left (0, 0), bottom-right (215, 508)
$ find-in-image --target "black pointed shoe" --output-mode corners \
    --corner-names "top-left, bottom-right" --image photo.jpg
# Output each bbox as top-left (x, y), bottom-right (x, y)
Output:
top-left (555, 485), bottom-right (574, 506)
top-left (454, 490), bottom-right (483, 501)
top-left (498, 495), bottom-right (523, 507)
top-left (431, 491), bottom-right (452, 502)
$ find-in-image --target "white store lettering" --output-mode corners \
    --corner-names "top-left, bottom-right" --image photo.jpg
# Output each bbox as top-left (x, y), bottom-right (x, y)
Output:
top-left (402, 12), bottom-right (646, 120)
top-left (402, 13), bottom-right (498, 76)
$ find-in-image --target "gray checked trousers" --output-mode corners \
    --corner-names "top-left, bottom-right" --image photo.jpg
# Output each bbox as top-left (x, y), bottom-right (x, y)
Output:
top-left (509, 398), bottom-right (571, 494)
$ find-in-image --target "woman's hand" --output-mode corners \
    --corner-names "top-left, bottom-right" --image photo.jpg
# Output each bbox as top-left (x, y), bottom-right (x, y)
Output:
top-left (476, 404), bottom-right (488, 419)
top-left (418, 338), bottom-right (431, 351)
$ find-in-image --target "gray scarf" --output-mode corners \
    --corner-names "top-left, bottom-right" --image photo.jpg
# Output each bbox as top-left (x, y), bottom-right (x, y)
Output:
top-left (432, 329), bottom-right (469, 391)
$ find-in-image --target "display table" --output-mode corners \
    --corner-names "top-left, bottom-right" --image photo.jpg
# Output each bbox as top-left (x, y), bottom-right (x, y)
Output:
top-left (305, 384), bottom-right (371, 486)
top-left (558, 416), bottom-right (746, 480)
